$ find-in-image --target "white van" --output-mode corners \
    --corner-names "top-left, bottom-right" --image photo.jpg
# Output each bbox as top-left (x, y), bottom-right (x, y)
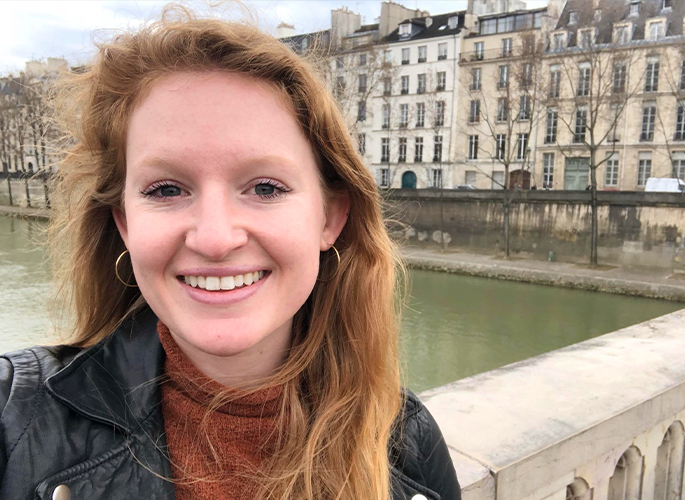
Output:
top-left (644, 177), bottom-right (685, 192)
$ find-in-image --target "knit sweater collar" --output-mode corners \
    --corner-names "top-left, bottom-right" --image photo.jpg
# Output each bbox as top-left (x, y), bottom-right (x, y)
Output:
top-left (157, 321), bottom-right (283, 417)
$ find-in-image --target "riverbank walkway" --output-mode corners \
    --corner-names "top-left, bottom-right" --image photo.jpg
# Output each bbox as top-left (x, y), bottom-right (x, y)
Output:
top-left (403, 246), bottom-right (685, 302)
top-left (0, 205), bottom-right (49, 219)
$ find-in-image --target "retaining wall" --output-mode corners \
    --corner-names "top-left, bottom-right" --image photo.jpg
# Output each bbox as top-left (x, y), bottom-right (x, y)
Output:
top-left (386, 190), bottom-right (685, 269)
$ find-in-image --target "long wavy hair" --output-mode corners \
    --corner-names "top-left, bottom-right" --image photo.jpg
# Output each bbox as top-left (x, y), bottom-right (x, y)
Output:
top-left (50, 5), bottom-right (403, 500)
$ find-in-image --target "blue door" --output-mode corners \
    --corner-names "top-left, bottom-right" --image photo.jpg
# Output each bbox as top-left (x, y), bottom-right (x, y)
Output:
top-left (401, 171), bottom-right (417, 189)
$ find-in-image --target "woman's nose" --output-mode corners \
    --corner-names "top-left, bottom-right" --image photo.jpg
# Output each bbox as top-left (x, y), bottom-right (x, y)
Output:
top-left (184, 194), bottom-right (249, 260)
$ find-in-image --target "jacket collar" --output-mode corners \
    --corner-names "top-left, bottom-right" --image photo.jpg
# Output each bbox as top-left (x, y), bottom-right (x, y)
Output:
top-left (45, 307), bottom-right (163, 434)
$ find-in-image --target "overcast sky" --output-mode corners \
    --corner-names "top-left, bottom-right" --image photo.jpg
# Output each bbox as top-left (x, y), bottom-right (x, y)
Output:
top-left (0, 0), bottom-right (548, 74)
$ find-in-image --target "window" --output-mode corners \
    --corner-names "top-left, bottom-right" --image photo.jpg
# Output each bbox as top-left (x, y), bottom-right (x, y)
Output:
top-left (417, 73), bottom-right (426, 93)
top-left (468, 135), bottom-right (479, 160)
top-left (359, 54), bottom-right (367, 66)
top-left (474, 42), bottom-right (484, 60)
top-left (400, 24), bottom-right (411, 37)
top-left (336, 57), bottom-right (344, 69)
top-left (495, 134), bottom-right (506, 160)
top-left (384, 50), bottom-right (392, 64)
top-left (432, 168), bottom-right (443, 187)
top-left (448, 16), bottom-right (459, 30)
top-left (465, 171), bottom-right (477, 185)
top-left (574, 108), bottom-right (587, 143)
top-left (516, 133), bottom-right (529, 160)
top-left (469, 100), bottom-right (481, 123)
top-left (553, 33), bottom-right (566, 51)
top-left (438, 43), bottom-right (448, 60)
top-left (433, 136), bottom-right (443, 163)
top-left (358, 133), bottom-right (366, 154)
top-left (613, 63), bottom-right (627, 93)
top-left (502, 38), bottom-right (512, 57)
top-left (569, 11), bottom-right (579, 24)
top-left (550, 66), bottom-right (561, 98)
top-left (402, 48), bottom-right (410, 65)
top-left (414, 137), bottom-right (424, 162)
top-left (522, 35), bottom-right (535, 55)
top-left (381, 138), bottom-right (390, 162)
top-left (649, 21), bottom-right (664, 41)
top-left (578, 65), bottom-right (591, 96)
top-left (605, 153), bottom-right (619, 187)
top-left (481, 18), bottom-right (496, 35)
top-left (416, 102), bottom-right (425, 127)
top-left (645, 58), bottom-right (659, 92)
top-left (580, 28), bottom-right (595, 48)
top-left (615, 25), bottom-right (631, 44)
top-left (521, 63), bottom-right (533, 87)
top-left (498, 15), bottom-right (515, 33)
top-left (401, 75), bottom-right (409, 94)
top-left (640, 104), bottom-right (656, 141)
top-left (437, 71), bottom-right (446, 91)
top-left (382, 104), bottom-right (390, 129)
top-left (545, 108), bottom-right (558, 143)
top-left (681, 60), bottom-right (685, 91)
top-left (435, 101), bottom-right (445, 127)
top-left (519, 95), bottom-right (530, 121)
top-left (358, 74), bottom-right (367, 94)
top-left (497, 98), bottom-right (508, 122)
top-left (418, 45), bottom-right (427, 63)
top-left (673, 153), bottom-right (685, 180)
top-left (499, 65), bottom-right (509, 88)
top-left (638, 152), bottom-right (651, 186)
top-left (675, 103), bottom-right (685, 140)
top-left (492, 171), bottom-right (504, 189)
top-left (383, 78), bottom-right (392, 96)
top-left (357, 101), bottom-right (366, 122)
top-left (398, 137), bottom-right (407, 162)
top-left (380, 168), bottom-right (389, 187)
top-left (630, 2), bottom-right (640, 17)
top-left (663, 0), bottom-right (673, 8)
top-left (399, 104), bottom-right (409, 128)
top-left (543, 153), bottom-right (554, 188)
top-left (471, 68), bottom-right (482, 91)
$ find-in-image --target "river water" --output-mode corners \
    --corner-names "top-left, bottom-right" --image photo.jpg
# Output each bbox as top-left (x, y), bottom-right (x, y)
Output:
top-left (1, 215), bottom-right (681, 392)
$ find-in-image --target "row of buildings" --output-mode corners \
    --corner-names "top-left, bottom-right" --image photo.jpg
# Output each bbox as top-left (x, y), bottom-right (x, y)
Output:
top-left (281, 0), bottom-right (685, 191)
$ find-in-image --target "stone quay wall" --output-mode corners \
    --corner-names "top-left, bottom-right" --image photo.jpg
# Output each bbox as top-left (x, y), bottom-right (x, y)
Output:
top-left (0, 174), bottom-right (51, 209)
top-left (385, 190), bottom-right (685, 269)
top-left (422, 309), bottom-right (685, 500)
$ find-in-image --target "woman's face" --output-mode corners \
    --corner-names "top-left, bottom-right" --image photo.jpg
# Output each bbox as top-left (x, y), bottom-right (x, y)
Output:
top-left (113, 72), bottom-right (348, 384)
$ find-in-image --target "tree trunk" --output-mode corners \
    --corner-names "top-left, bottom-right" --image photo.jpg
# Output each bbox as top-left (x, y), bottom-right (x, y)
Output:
top-left (503, 193), bottom-right (510, 258)
top-left (6, 176), bottom-right (13, 206)
top-left (590, 151), bottom-right (598, 266)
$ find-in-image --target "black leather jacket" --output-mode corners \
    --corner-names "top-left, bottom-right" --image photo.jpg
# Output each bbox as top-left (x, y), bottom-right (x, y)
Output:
top-left (0, 308), bottom-right (460, 500)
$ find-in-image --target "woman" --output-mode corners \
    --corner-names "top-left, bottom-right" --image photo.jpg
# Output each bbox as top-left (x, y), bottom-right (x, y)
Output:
top-left (0, 7), bottom-right (459, 500)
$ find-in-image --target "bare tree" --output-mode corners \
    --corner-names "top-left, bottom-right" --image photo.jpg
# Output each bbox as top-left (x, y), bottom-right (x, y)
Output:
top-left (550, 26), bottom-right (643, 266)
top-left (462, 35), bottom-right (547, 257)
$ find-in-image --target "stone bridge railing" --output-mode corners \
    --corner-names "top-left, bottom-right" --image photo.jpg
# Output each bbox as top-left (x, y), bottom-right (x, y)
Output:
top-left (421, 309), bottom-right (685, 500)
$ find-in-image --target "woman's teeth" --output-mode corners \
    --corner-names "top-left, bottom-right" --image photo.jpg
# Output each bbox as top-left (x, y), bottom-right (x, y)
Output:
top-left (183, 271), bottom-right (265, 291)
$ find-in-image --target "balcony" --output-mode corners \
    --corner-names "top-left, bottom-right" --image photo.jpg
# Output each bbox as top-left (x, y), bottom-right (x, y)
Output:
top-left (459, 48), bottom-right (521, 63)
top-left (401, 88), bottom-right (409, 95)
top-left (418, 57), bottom-right (427, 63)
top-left (437, 85), bottom-right (446, 91)
top-left (438, 54), bottom-right (447, 60)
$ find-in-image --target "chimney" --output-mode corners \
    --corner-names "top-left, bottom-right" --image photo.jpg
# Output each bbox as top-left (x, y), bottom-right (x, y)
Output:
top-left (277, 22), bottom-right (295, 38)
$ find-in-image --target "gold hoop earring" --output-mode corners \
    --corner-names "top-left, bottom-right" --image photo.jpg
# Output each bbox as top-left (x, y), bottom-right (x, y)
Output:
top-left (316, 245), bottom-right (341, 283)
top-left (331, 245), bottom-right (341, 265)
top-left (115, 250), bottom-right (138, 288)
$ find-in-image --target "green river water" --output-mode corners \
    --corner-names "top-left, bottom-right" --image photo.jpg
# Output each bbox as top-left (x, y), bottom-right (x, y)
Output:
top-left (1, 215), bottom-right (681, 392)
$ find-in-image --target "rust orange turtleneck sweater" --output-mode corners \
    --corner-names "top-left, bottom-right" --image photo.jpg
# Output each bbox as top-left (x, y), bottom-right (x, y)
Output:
top-left (158, 322), bottom-right (283, 500)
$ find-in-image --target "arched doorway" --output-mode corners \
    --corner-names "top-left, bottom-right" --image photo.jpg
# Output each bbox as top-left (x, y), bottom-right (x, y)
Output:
top-left (402, 170), bottom-right (417, 189)
top-left (609, 446), bottom-right (643, 500)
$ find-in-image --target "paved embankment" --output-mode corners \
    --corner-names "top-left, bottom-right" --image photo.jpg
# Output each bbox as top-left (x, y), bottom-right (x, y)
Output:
top-left (0, 205), bottom-right (49, 219)
top-left (403, 247), bottom-right (685, 302)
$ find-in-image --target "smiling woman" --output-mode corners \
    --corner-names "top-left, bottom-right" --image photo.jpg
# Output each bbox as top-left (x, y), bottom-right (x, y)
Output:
top-left (0, 5), bottom-right (459, 500)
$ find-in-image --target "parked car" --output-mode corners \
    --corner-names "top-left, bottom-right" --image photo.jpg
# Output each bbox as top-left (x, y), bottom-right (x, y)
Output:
top-left (454, 184), bottom-right (476, 190)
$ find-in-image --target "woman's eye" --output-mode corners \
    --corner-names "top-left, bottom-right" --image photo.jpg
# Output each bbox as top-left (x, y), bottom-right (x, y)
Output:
top-left (159, 185), bottom-right (182, 197)
top-left (255, 183), bottom-right (276, 196)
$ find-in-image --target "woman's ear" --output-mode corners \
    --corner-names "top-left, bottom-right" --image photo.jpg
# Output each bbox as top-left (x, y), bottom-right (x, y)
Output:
top-left (112, 207), bottom-right (129, 247)
top-left (321, 192), bottom-right (351, 251)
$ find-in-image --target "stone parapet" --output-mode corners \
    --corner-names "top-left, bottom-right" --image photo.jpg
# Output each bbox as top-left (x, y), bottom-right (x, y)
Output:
top-left (420, 309), bottom-right (685, 500)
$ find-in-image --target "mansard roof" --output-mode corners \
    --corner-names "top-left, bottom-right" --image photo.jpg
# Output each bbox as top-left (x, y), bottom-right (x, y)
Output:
top-left (556, 0), bottom-right (684, 46)
top-left (383, 11), bottom-right (465, 43)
